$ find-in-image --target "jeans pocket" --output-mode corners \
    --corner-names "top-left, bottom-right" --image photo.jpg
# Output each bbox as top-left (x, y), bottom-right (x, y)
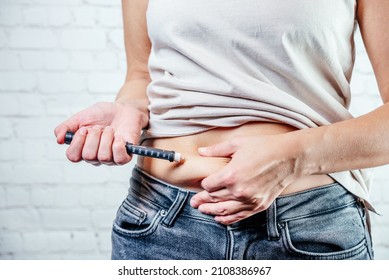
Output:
top-left (280, 203), bottom-right (370, 260)
top-left (112, 192), bottom-right (164, 238)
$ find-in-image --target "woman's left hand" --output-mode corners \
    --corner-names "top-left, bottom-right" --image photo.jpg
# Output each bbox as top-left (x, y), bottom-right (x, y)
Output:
top-left (190, 133), bottom-right (307, 225)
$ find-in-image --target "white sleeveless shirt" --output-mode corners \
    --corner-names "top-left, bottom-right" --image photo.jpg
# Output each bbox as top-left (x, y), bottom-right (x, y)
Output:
top-left (144, 0), bottom-right (373, 207)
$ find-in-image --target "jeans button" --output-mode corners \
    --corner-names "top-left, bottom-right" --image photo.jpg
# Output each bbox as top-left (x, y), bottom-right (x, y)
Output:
top-left (161, 210), bottom-right (167, 216)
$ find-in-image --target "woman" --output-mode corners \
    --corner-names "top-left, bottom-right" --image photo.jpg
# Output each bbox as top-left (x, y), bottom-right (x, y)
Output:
top-left (55, 0), bottom-right (387, 259)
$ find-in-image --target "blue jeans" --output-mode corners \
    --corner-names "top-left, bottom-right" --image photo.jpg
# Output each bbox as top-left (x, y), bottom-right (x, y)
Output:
top-left (111, 166), bottom-right (373, 260)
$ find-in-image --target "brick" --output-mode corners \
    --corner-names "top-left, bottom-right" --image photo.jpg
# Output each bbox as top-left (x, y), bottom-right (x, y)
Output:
top-left (78, 187), bottom-right (104, 207)
top-left (0, 232), bottom-right (23, 253)
top-left (365, 77), bottom-right (381, 97)
top-left (119, 52), bottom-right (127, 71)
top-left (61, 29), bottom-right (106, 50)
top-left (0, 187), bottom-right (6, 208)
top-left (38, 72), bottom-right (86, 93)
top-left (374, 246), bottom-right (389, 260)
top-left (369, 184), bottom-right (383, 205)
top-left (22, 231), bottom-right (48, 252)
top-left (63, 162), bottom-right (110, 184)
top-left (372, 165), bottom-right (389, 181)
top-left (22, 7), bottom-right (48, 27)
top-left (0, 51), bottom-right (20, 70)
top-left (0, 95), bottom-right (20, 115)
top-left (23, 139), bottom-right (51, 161)
top-left (109, 29), bottom-right (125, 50)
top-left (69, 52), bottom-right (94, 71)
top-left (106, 162), bottom-right (134, 183)
top-left (0, 72), bottom-right (37, 92)
top-left (47, 231), bottom-right (72, 252)
top-left (97, 230), bottom-right (111, 253)
top-left (0, 209), bottom-right (40, 230)
top-left (354, 52), bottom-right (373, 75)
top-left (0, 30), bottom-right (6, 48)
top-left (0, 141), bottom-right (23, 161)
top-left (53, 187), bottom-right (80, 208)
top-left (30, 187), bottom-right (55, 207)
top-left (15, 117), bottom-right (62, 138)
top-left (87, 72), bottom-right (124, 93)
top-left (20, 51), bottom-right (45, 70)
top-left (349, 95), bottom-right (382, 117)
top-left (44, 52), bottom-right (70, 71)
top-left (354, 28), bottom-right (365, 53)
top-left (0, 6), bottom-right (22, 26)
top-left (71, 231), bottom-right (97, 252)
top-left (91, 209), bottom-right (116, 229)
top-left (8, 29), bottom-right (57, 49)
top-left (372, 226), bottom-right (389, 247)
top-left (84, 0), bottom-right (120, 6)
top-left (382, 185), bottom-right (389, 203)
top-left (29, 0), bottom-right (83, 5)
top-left (48, 7), bottom-right (72, 27)
top-left (100, 184), bottom-right (128, 207)
top-left (18, 94), bottom-right (45, 116)
top-left (5, 187), bottom-right (30, 208)
top-left (12, 163), bottom-right (62, 184)
top-left (44, 96), bottom-right (72, 117)
top-left (95, 52), bottom-right (118, 70)
top-left (97, 7), bottom-right (122, 27)
top-left (0, 164), bottom-right (14, 184)
top-left (72, 7), bottom-right (97, 27)
top-left (40, 208), bottom-right (90, 229)
top-left (0, 118), bottom-right (14, 139)
top-left (46, 138), bottom-right (71, 161)
top-left (350, 73), bottom-right (367, 96)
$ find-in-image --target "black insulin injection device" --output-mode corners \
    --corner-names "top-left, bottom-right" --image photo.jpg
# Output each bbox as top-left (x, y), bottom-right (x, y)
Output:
top-left (64, 131), bottom-right (185, 163)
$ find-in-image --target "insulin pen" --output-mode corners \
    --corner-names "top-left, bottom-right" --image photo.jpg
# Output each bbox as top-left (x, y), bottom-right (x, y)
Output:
top-left (64, 131), bottom-right (185, 163)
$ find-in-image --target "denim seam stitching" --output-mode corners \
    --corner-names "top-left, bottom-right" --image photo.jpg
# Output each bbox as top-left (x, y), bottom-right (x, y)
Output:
top-left (281, 222), bottom-right (369, 259)
top-left (278, 200), bottom-right (357, 222)
top-left (277, 183), bottom-right (341, 199)
top-left (112, 210), bottom-right (163, 238)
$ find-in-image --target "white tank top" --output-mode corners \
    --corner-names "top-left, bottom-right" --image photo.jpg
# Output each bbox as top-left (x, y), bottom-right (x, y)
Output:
top-left (144, 0), bottom-right (373, 207)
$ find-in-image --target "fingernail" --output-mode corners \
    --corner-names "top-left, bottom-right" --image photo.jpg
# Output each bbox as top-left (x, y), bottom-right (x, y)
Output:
top-left (198, 147), bottom-right (207, 153)
top-left (190, 198), bottom-right (198, 208)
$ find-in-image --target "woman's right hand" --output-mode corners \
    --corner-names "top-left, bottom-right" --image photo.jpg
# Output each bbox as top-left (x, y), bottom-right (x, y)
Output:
top-left (54, 101), bottom-right (149, 166)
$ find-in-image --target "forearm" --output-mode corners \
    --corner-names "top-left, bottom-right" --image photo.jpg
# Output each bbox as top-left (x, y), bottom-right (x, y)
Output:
top-left (298, 102), bottom-right (389, 176)
top-left (114, 78), bottom-right (150, 129)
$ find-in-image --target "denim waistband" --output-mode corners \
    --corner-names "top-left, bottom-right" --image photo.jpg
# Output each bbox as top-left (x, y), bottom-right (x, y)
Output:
top-left (131, 166), bottom-right (357, 233)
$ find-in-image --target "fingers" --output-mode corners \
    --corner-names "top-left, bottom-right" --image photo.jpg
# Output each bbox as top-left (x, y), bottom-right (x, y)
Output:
top-left (199, 200), bottom-right (251, 216)
top-left (65, 127), bottom-right (88, 162)
top-left (112, 134), bottom-right (132, 165)
top-left (190, 188), bottom-right (233, 208)
top-left (65, 126), bottom-right (132, 166)
top-left (97, 126), bottom-right (115, 165)
top-left (198, 138), bottom-right (239, 158)
top-left (54, 114), bottom-right (82, 145)
top-left (215, 210), bottom-right (256, 225)
top-left (192, 193), bottom-right (258, 225)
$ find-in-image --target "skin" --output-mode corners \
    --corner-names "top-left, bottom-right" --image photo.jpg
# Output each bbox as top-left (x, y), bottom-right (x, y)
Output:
top-left (55, 0), bottom-right (389, 225)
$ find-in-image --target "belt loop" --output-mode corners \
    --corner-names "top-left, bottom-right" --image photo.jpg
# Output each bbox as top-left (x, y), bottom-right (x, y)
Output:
top-left (161, 190), bottom-right (189, 227)
top-left (266, 201), bottom-right (280, 240)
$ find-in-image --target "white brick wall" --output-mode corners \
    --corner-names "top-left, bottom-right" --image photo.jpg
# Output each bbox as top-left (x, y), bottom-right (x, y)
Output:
top-left (0, 0), bottom-right (388, 260)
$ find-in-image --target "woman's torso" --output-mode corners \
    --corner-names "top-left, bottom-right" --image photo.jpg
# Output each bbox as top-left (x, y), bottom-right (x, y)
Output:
top-left (139, 0), bottom-right (359, 194)
top-left (137, 122), bottom-right (335, 194)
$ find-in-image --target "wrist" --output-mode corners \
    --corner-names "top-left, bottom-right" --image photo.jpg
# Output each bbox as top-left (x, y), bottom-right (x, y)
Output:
top-left (286, 127), bottom-right (324, 177)
top-left (114, 99), bottom-right (150, 129)
top-left (294, 127), bottom-right (329, 176)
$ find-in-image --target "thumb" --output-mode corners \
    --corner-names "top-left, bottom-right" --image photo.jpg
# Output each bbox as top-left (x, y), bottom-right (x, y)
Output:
top-left (198, 139), bottom-right (238, 158)
top-left (54, 115), bottom-right (82, 144)
top-left (113, 121), bottom-right (142, 145)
